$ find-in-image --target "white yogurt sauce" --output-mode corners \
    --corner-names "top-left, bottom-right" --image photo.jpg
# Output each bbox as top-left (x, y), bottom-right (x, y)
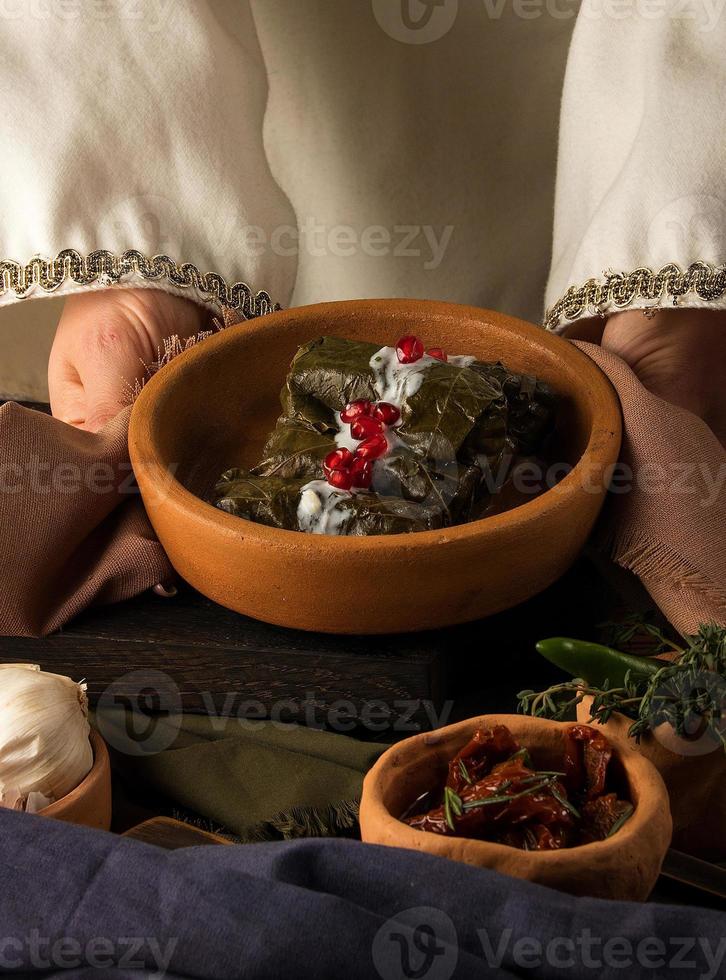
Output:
top-left (333, 419), bottom-right (360, 453)
top-left (368, 346), bottom-right (435, 405)
top-left (297, 480), bottom-right (352, 535)
top-left (448, 354), bottom-right (476, 369)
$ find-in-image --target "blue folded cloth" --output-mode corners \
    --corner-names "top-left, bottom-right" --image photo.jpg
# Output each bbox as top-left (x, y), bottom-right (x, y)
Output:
top-left (0, 807), bottom-right (723, 979)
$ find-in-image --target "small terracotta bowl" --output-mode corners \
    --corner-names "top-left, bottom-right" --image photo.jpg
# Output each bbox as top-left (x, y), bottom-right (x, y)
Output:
top-left (39, 729), bottom-right (112, 831)
top-left (577, 699), bottom-right (726, 861)
top-left (359, 714), bottom-right (672, 901)
top-left (128, 300), bottom-right (622, 634)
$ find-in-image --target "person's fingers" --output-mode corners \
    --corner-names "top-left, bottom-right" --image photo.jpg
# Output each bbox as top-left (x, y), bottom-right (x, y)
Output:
top-left (47, 350), bottom-right (88, 427)
top-left (78, 314), bottom-right (158, 433)
top-left (49, 288), bottom-right (209, 431)
top-left (603, 308), bottom-right (726, 445)
top-left (49, 292), bottom-right (153, 431)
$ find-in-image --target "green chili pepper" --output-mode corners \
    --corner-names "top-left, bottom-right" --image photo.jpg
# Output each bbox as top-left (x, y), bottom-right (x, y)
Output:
top-left (535, 637), bottom-right (662, 690)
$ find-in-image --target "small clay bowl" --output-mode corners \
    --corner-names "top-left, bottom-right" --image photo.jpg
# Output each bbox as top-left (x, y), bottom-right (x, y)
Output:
top-left (359, 714), bottom-right (672, 901)
top-left (39, 729), bottom-right (112, 831)
top-left (128, 300), bottom-right (622, 634)
top-left (577, 699), bottom-right (726, 861)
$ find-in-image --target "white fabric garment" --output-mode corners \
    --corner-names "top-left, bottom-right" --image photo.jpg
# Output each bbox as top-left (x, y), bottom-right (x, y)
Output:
top-left (0, 1), bottom-right (724, 400)
top-left (545, 1), bottom-right (726, 330)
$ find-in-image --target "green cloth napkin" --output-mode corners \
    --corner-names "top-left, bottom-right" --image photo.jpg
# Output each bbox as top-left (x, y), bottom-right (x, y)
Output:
top-left (95, 709), bottom-right (387, 841)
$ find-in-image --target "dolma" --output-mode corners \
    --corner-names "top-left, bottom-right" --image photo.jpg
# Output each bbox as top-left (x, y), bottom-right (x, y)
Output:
top-left (211, 334), bottom-right (558, 536)
top-left (215, 470), bottom-right (445, 535)
top-left (281, 336), bottom-right (508, 462)
top-left (469, 361), bottom-right (558, 457)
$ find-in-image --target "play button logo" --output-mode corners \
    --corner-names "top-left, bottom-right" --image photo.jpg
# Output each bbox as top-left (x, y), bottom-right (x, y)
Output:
top-left (372, 0), bottom-right (459, 44)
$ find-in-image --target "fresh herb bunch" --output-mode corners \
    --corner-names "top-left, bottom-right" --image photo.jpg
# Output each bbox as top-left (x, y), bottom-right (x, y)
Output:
top-left (518, 623), bottom-right (726, 751)
top-left (598, 613), bottom-right (680, 654)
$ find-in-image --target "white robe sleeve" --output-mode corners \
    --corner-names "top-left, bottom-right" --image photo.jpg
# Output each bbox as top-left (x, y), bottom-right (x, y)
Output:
top-left (545, 3), bottom-right (726, 332)
top-left (0, 0), bottom-right (296, 318)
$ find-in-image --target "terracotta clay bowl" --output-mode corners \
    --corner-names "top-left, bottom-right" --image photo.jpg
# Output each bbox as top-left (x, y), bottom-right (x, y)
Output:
top-left (577, 699), bottom-right (726, 861)
top-left (128, 300), bottom-right (622, 634)
top-left (359, 714), bottom-right (672, 901)
top-left (39, 729), bottom-right (112, 831)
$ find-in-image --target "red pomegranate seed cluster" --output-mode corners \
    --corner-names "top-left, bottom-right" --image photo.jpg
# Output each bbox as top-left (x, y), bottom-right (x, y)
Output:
top-left (323, 337), bottom-right (448, 490)
top-left (324, 398), bottom-right (402, 490)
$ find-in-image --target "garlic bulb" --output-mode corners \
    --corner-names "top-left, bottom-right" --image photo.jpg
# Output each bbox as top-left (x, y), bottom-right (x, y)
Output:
top-left (0, 664), bottom-right (94, 812)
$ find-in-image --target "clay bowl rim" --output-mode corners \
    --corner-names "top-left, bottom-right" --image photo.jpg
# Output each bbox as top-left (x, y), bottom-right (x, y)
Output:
top-left (38, 728), bottom-right (109, 819)
top-left (129, 298), bottom-right (622, 554)
top-left (360, 713), bottom-right (670, 867)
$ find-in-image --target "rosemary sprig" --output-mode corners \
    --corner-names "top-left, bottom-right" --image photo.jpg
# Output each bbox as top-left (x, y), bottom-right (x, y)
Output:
top-left (507, 747), bottom-right (534, 768)
top-left (606, 803), bottom-right (634, 837)
top-left (458, 759), bottom-right (472, 785)
top-left (518, 624), bottom-right (726, 752)
top-left (550, 783), bottom-right (580, 819)
top-left (515, 772), bottom-right (564, 791)
top-left (599, 614), bottom-right (685, 655)
top-left (462, 778), bottom-right (552, 812)
top-left (443, 786), bottom-right (463, 830)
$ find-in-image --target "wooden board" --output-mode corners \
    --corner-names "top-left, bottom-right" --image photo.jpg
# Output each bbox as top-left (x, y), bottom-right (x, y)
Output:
top-left (0, 556), bottom-right (646, 734)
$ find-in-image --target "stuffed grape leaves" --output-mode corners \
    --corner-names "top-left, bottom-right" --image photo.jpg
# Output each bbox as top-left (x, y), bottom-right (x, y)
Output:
top-left (211, 334), bottom-right (558, 536)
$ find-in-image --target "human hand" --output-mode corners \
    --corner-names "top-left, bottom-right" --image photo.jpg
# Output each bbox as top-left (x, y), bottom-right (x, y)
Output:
top-left (49, 288), bottom-right (208, 431)
top-left (602, 308), bottom-right (725, 445)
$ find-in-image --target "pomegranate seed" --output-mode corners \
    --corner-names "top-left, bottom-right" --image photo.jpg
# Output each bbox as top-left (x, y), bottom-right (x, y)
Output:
top-left (355, 434), bottom-right (388, 460)
top-left (427, 347), bottom-right (448, 362)
top-left (349, 457), bottom-right (373, 489)
top-left (372, 401), bottom-right (401, 425)
top-left (340, 400), bottom-right (373, 423)
top-left (328, 468), bottom-right (353, 491)
top-left (396, 335), bottom-right (424, 364)
top-left (323, 447), bottom-right (353, 474)
top-left (350, 416), bottom-right (384, 441)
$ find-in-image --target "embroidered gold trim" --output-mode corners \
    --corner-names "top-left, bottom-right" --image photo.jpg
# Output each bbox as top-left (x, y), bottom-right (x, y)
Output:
top-left (0, 248), bottom-right (279, 317)
top-left (544, 261), bottom-right (726, 331)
